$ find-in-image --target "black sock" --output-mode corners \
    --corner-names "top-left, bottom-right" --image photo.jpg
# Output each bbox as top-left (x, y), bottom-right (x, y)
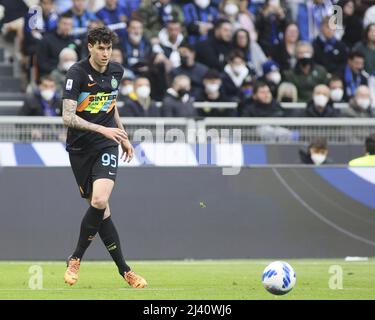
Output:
top-left (99, 216), bottom-right (131, 275)
top-left (72, 206), bottom-right (105, 259)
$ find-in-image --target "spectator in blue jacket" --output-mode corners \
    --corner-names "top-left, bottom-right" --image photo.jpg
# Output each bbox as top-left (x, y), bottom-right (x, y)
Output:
top-left (183, 0), bottom-right (219, 44)
top-left (96, 0), bottom-right (128, 39)
top-left (297, 0), bottom-right (334, 42)
top-left (122, 18), bottom-right (152, 75)
top-left (64, 0), bottom-right (97, 38)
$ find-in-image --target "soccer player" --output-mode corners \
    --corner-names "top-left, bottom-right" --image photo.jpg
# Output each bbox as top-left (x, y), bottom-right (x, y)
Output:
top-left (62, 27), bottom-right (147, 288)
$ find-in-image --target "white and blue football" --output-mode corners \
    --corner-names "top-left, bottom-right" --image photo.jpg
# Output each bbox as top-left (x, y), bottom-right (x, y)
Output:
top-left (262, 261), bottom-right (296, 295)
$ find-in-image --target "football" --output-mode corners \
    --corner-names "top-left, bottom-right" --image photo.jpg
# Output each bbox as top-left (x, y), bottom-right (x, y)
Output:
top-left (262, 261), bottom-right (296, 295)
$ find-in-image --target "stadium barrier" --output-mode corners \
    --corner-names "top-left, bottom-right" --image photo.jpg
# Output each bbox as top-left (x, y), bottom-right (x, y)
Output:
top-left (0, 116), bottom-right (373, 144)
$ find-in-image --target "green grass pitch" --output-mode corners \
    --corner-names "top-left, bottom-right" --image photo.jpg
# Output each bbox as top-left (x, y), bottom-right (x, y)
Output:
top-left (0, 259), bottom-right (374, 300)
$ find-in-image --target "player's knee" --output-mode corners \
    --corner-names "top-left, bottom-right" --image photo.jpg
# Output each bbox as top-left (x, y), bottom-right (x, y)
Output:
top-left (91, 196), bottom-right (108, 210)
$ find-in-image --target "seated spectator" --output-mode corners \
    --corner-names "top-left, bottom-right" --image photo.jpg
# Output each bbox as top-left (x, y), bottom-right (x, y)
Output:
top-left (96, 0), bottom-right (128, 39)
top-left (232, 28), bottom-right (267, 77)
top-left (110, 46), bottom-right (124, 65)
top-left (195, 18), bottom-right (234, 71)
top-left (196, 69), bottom-right (236, 117)
top-left (154, 20), bottom-right (185, 69)
top-left (277, 82), bottom-right (298, 103)
top-left (299, 138), bottom-right (332, 165)
top-left (162, 75), bottom-right (197, 117)
top-left (50, 48), bottom-right (78, 95)
top-left (136, 0), bottom-right (184, 42)
top-left (183, 0), bottom-right (219, 44)
top-left (220, 0), bottom-right (257, 42)
top-left (353, 23), bottom-right (375, 74)
top-left (363, 5), bottom-right (375, 28)
top-left (22, 0), bottom-right (58, 58)
top-left (342, 85), bottom-right (373, 117)
top-left (79, 19), bottom-right (105, 58)
top-left (19, 75), bottom-right (62, 116)
top-left (271, 22), bottom-right (299, 73)
top-left (118, 73), bottom-right (135, 97)
top-left (297, 0), bottom-right (334, 42)
top-left (341, 50), bottom-right (369, 100)
top-left (337, 0), bottom-right (363, 48)
top-left (240, 81), bottom-right (285, 117)
top-left (118, 0), bottom-right (142, 17)
top-left (36, 13), bottom-right (77, 77)
top-left (349, 133), bottom-right (375, 167)
top-left (283, 41), bottom-right (328, 102)
top-left (121, 18), bottom-right (152, 74)
top-left (64, 0), bottom-right (97, 38)
top-left (221, 50), bottom-right (251, 101)
top-left (328, 76), bottom-right (345, 103)
top-left (313, 16), bottom-right (348, 74)
top-left (259, 60), bottom-right (282, 98)
top-left (169, 43), bottom-right (208, 100)
top-left (305, 84), bottom-right (338, 117)
top-left (118, 77), bottom-right (160, 117)
top-left (255, 0), bottom-right (287, 56)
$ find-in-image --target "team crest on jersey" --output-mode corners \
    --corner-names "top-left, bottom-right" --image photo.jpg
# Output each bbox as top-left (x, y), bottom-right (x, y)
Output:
top-left (111, 77), bottom-right (118, 89)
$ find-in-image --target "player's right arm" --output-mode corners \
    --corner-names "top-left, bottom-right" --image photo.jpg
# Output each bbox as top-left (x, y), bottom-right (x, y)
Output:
top-left (62, 99), bottom-right (128, 144)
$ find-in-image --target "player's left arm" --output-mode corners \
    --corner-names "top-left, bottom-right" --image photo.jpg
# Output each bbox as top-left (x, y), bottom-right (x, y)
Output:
top-left (114, 106), bottom-right (134, 163)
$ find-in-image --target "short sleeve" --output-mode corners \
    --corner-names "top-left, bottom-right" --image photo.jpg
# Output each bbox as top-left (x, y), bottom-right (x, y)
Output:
top-left (62, 65), bottom-right (84, 101)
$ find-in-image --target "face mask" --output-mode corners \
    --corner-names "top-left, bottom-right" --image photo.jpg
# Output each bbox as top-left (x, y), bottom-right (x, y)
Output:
top-left (177, 88), bottom-right (189, 98)
top-left (281, 96), bottom-right (293, 103)
top-left (136, 85), bottom-right (150, 99)
top-left (268, 72), bottom-right (281, 84)
top-left (61, 61), bottom-right (75, 72)
top-left (194, 0), bottom-right (210, 9)
top-left (224, 3), bottom-right (239, 16)
top-left (40, 89), bottom-right (55, 101)
top-left (180, 56), bottom-right (189, 67)
top-left (298, 57), bottom-right (313, 67)
top-left (311, 153), bottom-right (326, 165)
top-left (232, 64), bottom-right (247, 75)
top-left (129, 33), bottom-right (142, 44)
top-left (356, 98), bottom-right (371, 110)
top-left (121, 84), bottom-right (134, 96)
top-left (313, 94), bottom-right (329, 108)
top-left (330, 88), bottom-right (344, 102)
top-left (205, 83), bottom-right (220, 94)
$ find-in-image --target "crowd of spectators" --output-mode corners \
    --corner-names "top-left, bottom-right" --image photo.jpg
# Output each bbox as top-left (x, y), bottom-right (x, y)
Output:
top-left (0, 0), bottom-right (374, 118)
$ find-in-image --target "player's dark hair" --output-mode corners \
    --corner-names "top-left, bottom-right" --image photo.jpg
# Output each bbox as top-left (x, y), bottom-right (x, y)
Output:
top-left (88, 27), bottom-right (118, 46)
top-left (309, 138), bottom-right (328, 151)
top-left (365, 133), bottom-right (375, 155)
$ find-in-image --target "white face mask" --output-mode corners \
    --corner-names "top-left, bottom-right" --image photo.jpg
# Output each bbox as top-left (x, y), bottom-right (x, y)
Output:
top-left (40, 89), bottom-right (55, 101)
top-left (61, 61), bottom-right (75, 72)
top-left (268, 71), bottom-right (281, 84)
top-left (311, 153), bottom-right (326, 165)
top-left (194, 0), bottom-right (210, 9)
top-left (232, 64), bottom-right (247, 75)
top-left (136, 85), bottom-right (151, 99)
top-left (224, 3), bottom-right (239, 16)
top-left (121, 84), bottom-right (134, 96)
top-left (356, 98), bottom-right (371, 110)
top-left (330, 88), bottom-right (344, 102)
top-left (129, 33), bottom-right (142, 44)
top-left (205, 83), bottom-right (220, 94)
top-left (313, 94), bottom-right (329, 108)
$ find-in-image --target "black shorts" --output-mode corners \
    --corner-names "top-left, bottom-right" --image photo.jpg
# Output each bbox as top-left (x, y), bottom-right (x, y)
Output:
top-left (69, 146), bottom-right (119, 199)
